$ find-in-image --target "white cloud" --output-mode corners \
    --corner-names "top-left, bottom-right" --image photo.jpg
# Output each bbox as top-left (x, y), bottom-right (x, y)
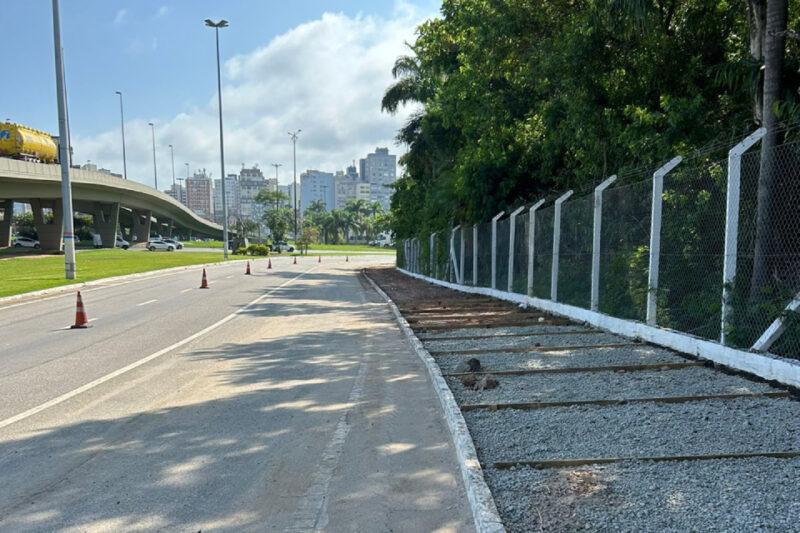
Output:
top-left (113, 9), bottom-right (127, 26)
top-left (76, 2), bottom-right (430, 190)
top-left (155, 6), bottom-right (170, 18)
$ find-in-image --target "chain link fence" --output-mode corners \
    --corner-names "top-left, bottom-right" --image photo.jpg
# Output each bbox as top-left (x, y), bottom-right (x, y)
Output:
top-left (398, 133), bottom-right (800, 360)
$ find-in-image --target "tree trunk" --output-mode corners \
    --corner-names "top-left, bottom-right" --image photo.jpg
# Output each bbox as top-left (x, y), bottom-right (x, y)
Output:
top-left (750, 0), bottom-right (788, 302)
top-left (748, 0), bottom-right (768, 122)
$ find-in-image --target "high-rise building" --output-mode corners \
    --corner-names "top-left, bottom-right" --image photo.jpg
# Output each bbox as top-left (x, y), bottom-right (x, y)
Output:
top-left (213, 174), bottom-right (240, 224)
top-left (359, 147), bottom-right (396, 211)
top-left (166, 183), bottom-right (186, 205)
top-left (238, 165), bottom-right (269, 225)
top-left (278, 184), bottom-right (295, 209)
top-left (186, 169), bottom-right (214, 220)
top-left (300, 170), bottom-right (335, 212)
top-left (334, 164), bottom-right (370, 210)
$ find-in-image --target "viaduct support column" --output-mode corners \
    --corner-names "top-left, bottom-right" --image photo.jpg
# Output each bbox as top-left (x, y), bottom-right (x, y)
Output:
top-left (0, 200), bottom-right (12, 247)
top-left (92, 202), bottom-right (120, 248)
top-left (30, 198), bottom-right (64, 252)
top-left (132, 209), bottom-right (152, 244)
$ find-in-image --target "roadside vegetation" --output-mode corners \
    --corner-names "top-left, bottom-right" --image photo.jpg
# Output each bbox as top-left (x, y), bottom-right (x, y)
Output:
top-left (0, 249), bottom-right (245, 299)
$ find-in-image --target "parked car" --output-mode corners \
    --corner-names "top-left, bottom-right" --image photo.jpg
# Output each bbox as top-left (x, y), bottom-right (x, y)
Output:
top-left (270, 241), bottom-right (294, 253)
top-left (147, 239), bottom-right (175, 252)
top-left (115, 235), bottom-right (130, 250)
top-left (371, 233), bottom-right (394, 248)
top-left (12, 235), bottom-right (40, 249)
top-left (162, 238), bottom-right (183, 250)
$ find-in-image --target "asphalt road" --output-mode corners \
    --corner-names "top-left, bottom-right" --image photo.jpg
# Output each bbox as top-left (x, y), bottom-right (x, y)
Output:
top-left (0, 256), bottom-right (473, 532)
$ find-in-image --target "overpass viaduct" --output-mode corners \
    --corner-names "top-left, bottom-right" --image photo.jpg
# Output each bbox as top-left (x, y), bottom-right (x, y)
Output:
top-left (0, 158), bottom-right (226, 251)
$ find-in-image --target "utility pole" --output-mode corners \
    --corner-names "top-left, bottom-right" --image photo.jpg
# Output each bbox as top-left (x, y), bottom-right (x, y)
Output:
top-left (52, 0), bottom-right (76, 279)
top-left (271, 163), bottom-right (282, 209)
top-left (169, 144), bottom-right (176, 192)
top-left (115, 91), bottom-right (127, 179)
top-left (148, 122), bottom-right (158, 190)
top-left (184, 162), bottom-right (190, 207)
top-left (288, 130), bottom-right (301, 237)
top-left (205, 18), bottom-right (230, 258)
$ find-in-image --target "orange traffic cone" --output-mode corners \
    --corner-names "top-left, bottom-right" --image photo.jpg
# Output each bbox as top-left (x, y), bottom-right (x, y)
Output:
top-left (268, 258), bottom-right (272, 270)
top-left (200, 268), bottom-right (209, 289)
top-left (71, 291), bottom-right (90, 329)
top-left (245, 261), bottom-right (251, 275)
top-left (318, 255), bottom-right (321, 263)
top-left (293, 256), bottom-right (297, 265)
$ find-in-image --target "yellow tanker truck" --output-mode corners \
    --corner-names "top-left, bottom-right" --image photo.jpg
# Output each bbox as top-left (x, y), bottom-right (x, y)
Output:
top-left (0, 122), bottom-right (58, 163)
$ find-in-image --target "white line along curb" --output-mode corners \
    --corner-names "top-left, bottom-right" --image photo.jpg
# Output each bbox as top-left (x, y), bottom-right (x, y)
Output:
top-left (362, 270), bottom-right (506, 533)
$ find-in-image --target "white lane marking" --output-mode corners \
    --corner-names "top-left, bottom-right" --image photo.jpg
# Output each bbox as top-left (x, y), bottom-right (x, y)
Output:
top-left (0, 266), bottom-right (316, 430)
top-left (136, 299), bottom-right (158, 307)
top-left (88, 318), bottom-right (99, 322)
top-left (224, 275), bottom-right (233, 279)
top-left (180, 288), bottom-right (193, 294)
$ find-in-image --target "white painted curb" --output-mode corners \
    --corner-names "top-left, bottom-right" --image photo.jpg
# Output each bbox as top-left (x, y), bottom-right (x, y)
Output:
top-left (362, 270), bottom-right (506, 533)
top-left (397, 268), bottom-right (800, 390)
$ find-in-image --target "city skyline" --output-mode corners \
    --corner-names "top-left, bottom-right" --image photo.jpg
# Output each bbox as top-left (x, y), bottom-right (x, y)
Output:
top-left (0, 1), bottom-right (436, 190)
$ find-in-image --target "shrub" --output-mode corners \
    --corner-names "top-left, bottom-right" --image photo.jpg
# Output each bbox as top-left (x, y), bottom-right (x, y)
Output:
top-left (233, 247), bottom-right (248, 255)
top-left (246, 244), bottom-right (270, 256)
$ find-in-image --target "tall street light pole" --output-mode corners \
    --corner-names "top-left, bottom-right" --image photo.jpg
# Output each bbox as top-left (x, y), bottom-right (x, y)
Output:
top-left (51, 0), bottom-right (76, 279)
top-left (115, 91), bottom-right (127, 180)
top-left (288, 130), bottom-right (301, 237)
top-left (184, 162), bottom-right (190, 207)
top-left (169, 144), bottom-right (176, 192)
top-left (271, 163), bottom-right (282, 209)
top-left (205, 18), bottom-right (230, 258)
top-left (148, 122), bottom-right (158, 190)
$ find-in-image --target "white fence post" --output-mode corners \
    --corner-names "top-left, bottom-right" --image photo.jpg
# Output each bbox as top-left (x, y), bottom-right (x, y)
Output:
top-left (590, 175), bottom-right (617, 311)
top-left (507, 206), bottom-right (526, 293)
top-left (646, 156), bottom-right (683, 325)
top-left (752, 291), bottom-right (800, 352)
top-left (491, 210), bottom-right (505, 290)
top-left (721, 127), bottom-right (766, 345)
top-left (460, 226), bottom-right (465, 285)
top-left (450, 225), bottom-right (461, 284)
top-left (550, 190), bottom-right (573, 301)
top-left (472, 225), bottom-right (478, 286)
top-left (527, 199), bottom-right (546, 296)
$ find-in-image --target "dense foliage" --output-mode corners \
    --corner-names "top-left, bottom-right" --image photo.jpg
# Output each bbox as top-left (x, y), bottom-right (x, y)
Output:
top-left (385, 0), bottom-right (800, 237)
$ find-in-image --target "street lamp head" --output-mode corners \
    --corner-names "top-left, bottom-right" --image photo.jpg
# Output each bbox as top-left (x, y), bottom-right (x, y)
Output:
top-left (115, 90), bottom-right (122, 96)
top-left (205, 19), bottom-right (229, 28)
top-left (169, 144), bottom-right (173, 149)
top-left (148, 122), bottom-right (154, 127)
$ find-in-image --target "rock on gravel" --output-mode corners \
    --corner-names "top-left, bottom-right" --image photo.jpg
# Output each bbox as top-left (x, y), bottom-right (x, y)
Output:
top-left (485, 458), bottom-right (800, 533)
top-left (447, 367), bottom-right (774, 405)
top-left (465, 397), bottom-right (800, 464)
top-left (433, 345), bottom-right (685, 374)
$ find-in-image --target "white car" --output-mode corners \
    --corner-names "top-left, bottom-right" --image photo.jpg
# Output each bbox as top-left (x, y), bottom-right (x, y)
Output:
top-left (147, 239), bottom-right (175, 252)
top-left (115, 235), bottom-right (130, 250)
top-left (12, 235), bottom-right (40, 249)
top-left (162, 238), bottom-right (183, 249)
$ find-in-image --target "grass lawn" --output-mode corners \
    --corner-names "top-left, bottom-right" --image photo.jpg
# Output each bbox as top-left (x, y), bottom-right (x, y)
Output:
top-left (182, 240), bottom-right (224, 248)
top-left (0, 249), bottom-right (244, 299)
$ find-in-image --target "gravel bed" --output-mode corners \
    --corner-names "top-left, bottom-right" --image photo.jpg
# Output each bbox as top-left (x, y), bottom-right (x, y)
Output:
top-left (417, 324), bottom-right (592, 339)
top-left (465, 397), bottom-right (800, 464)
top-left (424, 331), bottom-right (629, 352)
top-left (486, 458), bottom-right (800, 532)
top-left (433, 345), bottom-right (685, 374)
top-left (447, 367), bottom-right (774, 405)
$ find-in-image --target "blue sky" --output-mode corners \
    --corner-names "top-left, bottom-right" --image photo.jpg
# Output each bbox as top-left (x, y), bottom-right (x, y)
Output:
top-left (1, 1), bottom-right (437, 186)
